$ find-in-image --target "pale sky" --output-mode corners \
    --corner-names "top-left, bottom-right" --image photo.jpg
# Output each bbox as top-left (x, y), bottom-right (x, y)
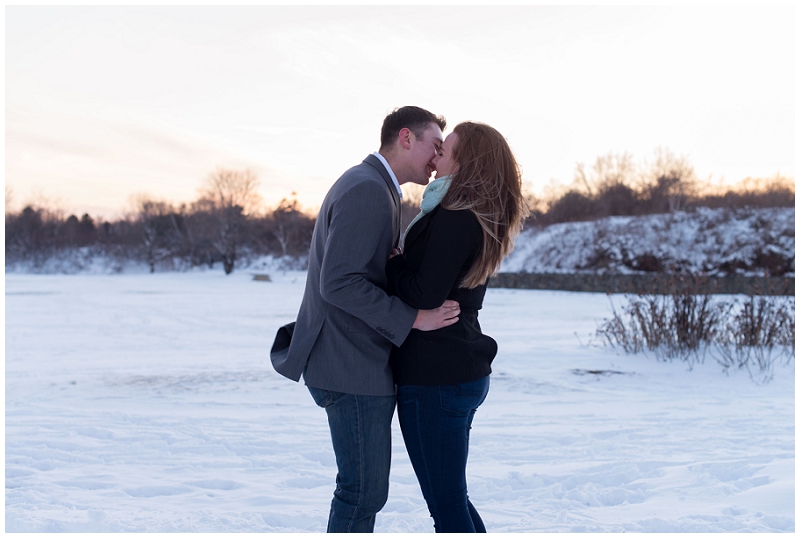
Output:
top-left (5, 5), bottom-right (796, 219)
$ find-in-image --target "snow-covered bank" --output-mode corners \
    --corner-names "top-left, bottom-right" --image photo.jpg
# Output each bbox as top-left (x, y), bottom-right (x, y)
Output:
top-left (4, 252), bottom-right (307, 276)
top-left (5, 272), bottom-right (794, 532)
top-left (502, 207), bottom-right (794, 276)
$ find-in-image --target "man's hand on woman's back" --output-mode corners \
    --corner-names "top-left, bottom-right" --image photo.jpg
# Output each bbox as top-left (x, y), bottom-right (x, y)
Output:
top-left (412, 300), bottom-right (460, 331)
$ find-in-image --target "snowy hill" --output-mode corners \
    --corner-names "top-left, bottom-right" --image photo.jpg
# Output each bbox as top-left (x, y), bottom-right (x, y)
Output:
top-left (502, 207), bottom-right (794, 277)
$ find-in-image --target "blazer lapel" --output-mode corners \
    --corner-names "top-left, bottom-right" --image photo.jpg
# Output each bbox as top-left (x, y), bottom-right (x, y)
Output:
top-left (364, 154), bottom-right (402, 248)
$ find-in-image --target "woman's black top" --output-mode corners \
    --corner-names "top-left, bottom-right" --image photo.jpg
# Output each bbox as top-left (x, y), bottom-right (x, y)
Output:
top-left (386, 204), bottom-right (497, 386)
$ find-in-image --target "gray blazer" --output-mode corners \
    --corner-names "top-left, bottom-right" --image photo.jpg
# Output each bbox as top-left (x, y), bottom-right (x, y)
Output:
top-left (271, 154), bottom-right (418, 396)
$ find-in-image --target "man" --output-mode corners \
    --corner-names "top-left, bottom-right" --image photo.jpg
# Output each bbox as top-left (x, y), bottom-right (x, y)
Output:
top-left (270, 106), bottom-right (460, 532)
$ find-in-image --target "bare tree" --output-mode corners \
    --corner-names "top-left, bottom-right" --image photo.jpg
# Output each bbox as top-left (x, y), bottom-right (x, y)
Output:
top-left (130, 194), bottom-right (180, 273)
top-left (5, 186), bottom-right (14, 214)
top-left (399, 183), bottom-right (426, 231)
top-left (571, 152), bottom-right (636, 196)
top-left (555, 153), bottom-right (639, 222)
top-left (264, 196), bottom-right (315, 257)
top-left (572, 162), bottom-right (593, 196)
top-left (641, 147), bottom-right (697, 212)
top-left (592, 152), bottom-right (636, 189)
top-left (61, 213), bottom-right (97, 247)
top-left (196, 168), bottom-right (262, 274)
top-left (5, 203), bottom-right (67, 267)
top-left (198, 168), bottom-right (263, 215)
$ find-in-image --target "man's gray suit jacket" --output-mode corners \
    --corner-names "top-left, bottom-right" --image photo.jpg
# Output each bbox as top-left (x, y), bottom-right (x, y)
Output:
top-left (271, 154), bottom-right (418, 396)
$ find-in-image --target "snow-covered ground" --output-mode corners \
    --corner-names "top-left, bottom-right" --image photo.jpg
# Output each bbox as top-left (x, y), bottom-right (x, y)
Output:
top-left (5, 270), bottom-right (795, 532)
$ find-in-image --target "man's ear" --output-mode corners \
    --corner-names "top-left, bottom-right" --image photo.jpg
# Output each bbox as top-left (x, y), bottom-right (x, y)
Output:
top-left (398, 127), bottom-right (413, 150)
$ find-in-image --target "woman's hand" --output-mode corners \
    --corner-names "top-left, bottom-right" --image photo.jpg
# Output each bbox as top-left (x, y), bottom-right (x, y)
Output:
top-left (389, 247), bottom-right (402, 259)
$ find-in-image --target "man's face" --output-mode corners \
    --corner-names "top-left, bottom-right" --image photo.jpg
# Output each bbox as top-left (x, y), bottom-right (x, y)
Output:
top-left (406, 123), bottom-right (444, 186)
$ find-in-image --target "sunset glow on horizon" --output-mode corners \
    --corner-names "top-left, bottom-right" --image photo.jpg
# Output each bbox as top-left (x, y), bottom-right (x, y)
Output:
top-left (5, 5), bottom-right (795, 220)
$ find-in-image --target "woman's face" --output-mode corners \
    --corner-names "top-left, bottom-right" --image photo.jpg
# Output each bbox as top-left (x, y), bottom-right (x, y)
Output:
top-left (433, 132), bottom-right (458, 179)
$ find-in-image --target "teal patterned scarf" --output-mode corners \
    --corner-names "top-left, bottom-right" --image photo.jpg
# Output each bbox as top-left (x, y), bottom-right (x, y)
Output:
top-left (399, 175), bottom-right (451, 250)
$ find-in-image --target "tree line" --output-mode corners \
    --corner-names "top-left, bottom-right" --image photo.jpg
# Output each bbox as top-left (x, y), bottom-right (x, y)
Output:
top-left (5, 169), bottom-right (315, 274)
top-left (526, 148), bottom-right (795, 226)
top-left (5, 150), bottom-right (795, 274)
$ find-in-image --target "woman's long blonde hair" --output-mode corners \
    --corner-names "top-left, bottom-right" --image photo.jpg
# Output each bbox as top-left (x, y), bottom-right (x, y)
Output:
top-left (441, 122), bottom-right (529, 289)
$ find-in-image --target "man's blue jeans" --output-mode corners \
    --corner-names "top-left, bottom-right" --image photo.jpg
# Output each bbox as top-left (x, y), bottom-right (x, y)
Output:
top-left (396, 376), bottom-right (490, 533)
top-left (308, 386), bottom-right (396, 533)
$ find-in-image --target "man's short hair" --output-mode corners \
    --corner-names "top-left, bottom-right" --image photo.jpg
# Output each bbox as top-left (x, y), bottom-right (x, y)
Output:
top-left (379, 106), bottom-right (446, 150)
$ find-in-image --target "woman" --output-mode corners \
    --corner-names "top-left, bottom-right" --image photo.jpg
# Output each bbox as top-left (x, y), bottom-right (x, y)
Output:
top-left (386, 121), bottom-right (528, 532)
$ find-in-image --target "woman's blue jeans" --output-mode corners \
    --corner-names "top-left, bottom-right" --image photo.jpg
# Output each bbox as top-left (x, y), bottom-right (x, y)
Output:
top-left (396, 376), bottom-right (490, 533)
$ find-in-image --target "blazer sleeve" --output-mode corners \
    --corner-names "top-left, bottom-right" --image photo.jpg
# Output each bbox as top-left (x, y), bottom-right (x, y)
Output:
top-left (319, 179), bottom-right (417, 345)
top-left (387, 208), bottom-right (482, 310)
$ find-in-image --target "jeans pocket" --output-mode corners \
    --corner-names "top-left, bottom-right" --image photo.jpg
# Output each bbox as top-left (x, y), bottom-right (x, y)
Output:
top-left (308, 386), bottom-right (335, 408)
top-left (439, 377), bottom-right (490, 415)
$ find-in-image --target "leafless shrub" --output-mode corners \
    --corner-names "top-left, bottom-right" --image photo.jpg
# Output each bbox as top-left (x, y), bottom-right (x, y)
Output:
top-left (714, 295), bottom-right (795, 383)
top-left (597, 290), bottom-right (729, 367)
top-left (597, 282), bottom-right (795, 381)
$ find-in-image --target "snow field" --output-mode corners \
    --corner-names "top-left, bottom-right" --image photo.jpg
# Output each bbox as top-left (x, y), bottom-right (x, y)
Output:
top-left (4, 271), bottom-right (795, 532)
